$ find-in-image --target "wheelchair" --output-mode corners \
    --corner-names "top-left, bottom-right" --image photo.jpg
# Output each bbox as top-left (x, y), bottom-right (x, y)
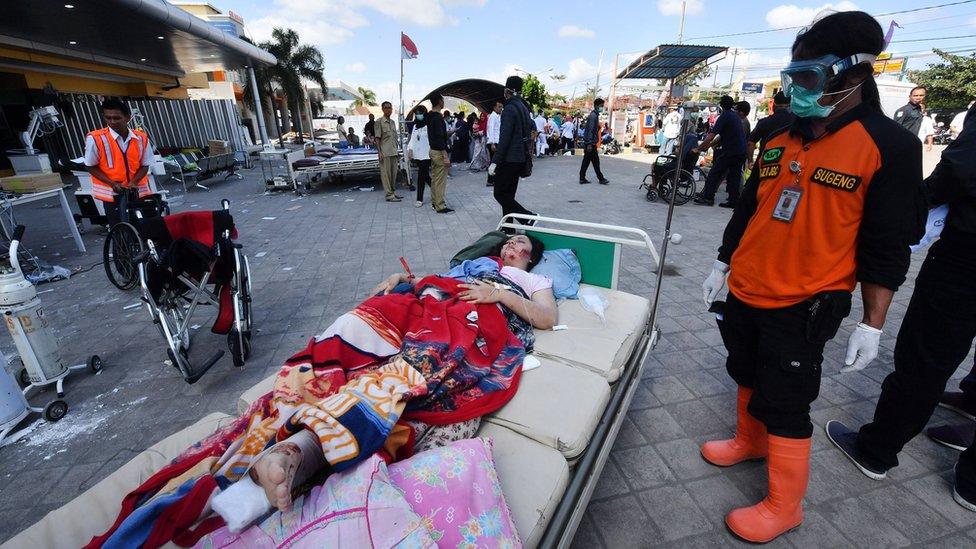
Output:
top-left (640, 152), bottom-right (701, 206)
top-left (103, 193), bottom-right (169, 291)
top-left (133, 200), bottom-right (253, 383)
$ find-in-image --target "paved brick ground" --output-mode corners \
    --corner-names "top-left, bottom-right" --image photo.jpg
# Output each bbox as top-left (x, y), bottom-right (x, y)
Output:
top-left (0, 148), bottom-right (972, 547)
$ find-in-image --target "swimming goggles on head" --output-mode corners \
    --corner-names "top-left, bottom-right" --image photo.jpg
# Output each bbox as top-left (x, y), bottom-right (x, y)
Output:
top-left (780, 53), bottom-right (878, 96)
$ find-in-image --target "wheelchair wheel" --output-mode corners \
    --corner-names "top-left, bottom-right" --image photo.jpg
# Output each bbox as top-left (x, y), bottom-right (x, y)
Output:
top-left (228, 329), bottom-right (250, 368)
top-left (103, 222), bottom-right (143, 290)
top-left (659, 169), bottom-right (697, 206)
top-left (238, 253), bottom-right (253, 337)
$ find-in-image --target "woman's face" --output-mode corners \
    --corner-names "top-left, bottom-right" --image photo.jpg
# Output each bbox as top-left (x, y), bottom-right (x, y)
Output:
top-left (500, 235), bottom-right (533, 268)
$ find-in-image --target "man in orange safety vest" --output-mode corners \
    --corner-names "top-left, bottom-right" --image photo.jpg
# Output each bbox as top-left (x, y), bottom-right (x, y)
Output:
top-left (83, 98), bottom-right (153, 225)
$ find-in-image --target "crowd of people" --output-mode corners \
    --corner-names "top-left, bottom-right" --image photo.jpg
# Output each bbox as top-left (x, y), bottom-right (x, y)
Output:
top-left (397, 75), bottom-right (615, 219)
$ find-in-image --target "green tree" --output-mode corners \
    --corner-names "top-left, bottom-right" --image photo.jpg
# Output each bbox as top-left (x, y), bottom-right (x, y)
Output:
top-left (546, 92), bottom-right (568, 105)
top-left (909, 49), bottom-right (976, 110)
top-left (521, 74), bottom-right (549, 112)
top-left (262, 28), bottom-right (326, 143)
top-left (355, 86), bottom-right (377, 107)
top-left (580, 84), bottom-right (600, 103)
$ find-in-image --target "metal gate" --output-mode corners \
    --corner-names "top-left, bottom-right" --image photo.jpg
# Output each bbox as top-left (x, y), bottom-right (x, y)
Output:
top-left (54, 94), bottom-right (243, 158)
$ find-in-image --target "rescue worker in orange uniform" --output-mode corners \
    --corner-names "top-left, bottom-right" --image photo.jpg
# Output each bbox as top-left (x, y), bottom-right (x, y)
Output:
top-left (83, 98), bottom-right (153, 226)
top-left (699, 11), bottom-right (925, 543)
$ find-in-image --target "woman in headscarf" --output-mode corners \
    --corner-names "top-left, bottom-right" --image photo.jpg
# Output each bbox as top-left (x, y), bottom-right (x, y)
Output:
top-left (469, 112), bottom-right (491, 171)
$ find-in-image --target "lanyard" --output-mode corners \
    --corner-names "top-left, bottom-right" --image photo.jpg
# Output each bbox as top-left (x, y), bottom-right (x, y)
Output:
top-left (110, 133), bottom-right (133, 184)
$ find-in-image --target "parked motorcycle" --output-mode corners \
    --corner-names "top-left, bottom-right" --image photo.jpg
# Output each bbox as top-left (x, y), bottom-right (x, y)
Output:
top-left (601, 138), bottom-right (622, 155)
top-left (933, 122), bottom-right (954, 145)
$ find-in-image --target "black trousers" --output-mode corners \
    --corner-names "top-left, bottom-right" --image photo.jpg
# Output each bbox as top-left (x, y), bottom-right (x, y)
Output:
top-left (700, 152), bottom-right (746, 202)
top-left (561, 137), bottom-right (574, 154)
top-left (493, 161), bottom-right (533, 219)
top-left (105, 187), bottom-right (139, 226)
top-left (487, 144), bottom-right (496, 185)
top-left (579, 144), bottom-right (604, 180)
top-left (718, 291), bottom-right (851, 438)
top-left (414, 159), bottom-right (431, 202)
top-left (857, 236), bottom-right (976, 492)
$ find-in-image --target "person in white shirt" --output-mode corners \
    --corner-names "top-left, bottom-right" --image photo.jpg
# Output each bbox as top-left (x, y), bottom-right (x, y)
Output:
top-left (83, 98), bottom-right (154, 226)
top-left (486, 100), bottom-right (502, 186)
top-left (560, 118), bottom-right (576, 154)
top-left (950, 100), bottom-right (974, 139)
top-left (534, 112), bottom-right (548, 157)
top-left (917, 110), bottom-right (935, 152)
top-left (661, 106), bottom-right (682, 155)
top-left (407, 105), bottom-right (432, 208)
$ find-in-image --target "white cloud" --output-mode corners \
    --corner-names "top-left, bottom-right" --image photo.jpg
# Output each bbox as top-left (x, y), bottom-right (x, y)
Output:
top-left (361, 0), bottom-right (455, 27)
top-left (247, 0), bottom-right (469, 49)
top-left (248, 16), bottom-right (355, 48)
top-left (765, 1), bottom-right (858, 29)
top-left (566, 58), bottom-right (600, 83)
top-left (657, 0), bottom-right (704, 16)
top-left (344, 62), bottom-right (367, 73)
top-left (275, 0), bottom-right (369, 28)
top-left (558, 25), bottom-right (596, 38)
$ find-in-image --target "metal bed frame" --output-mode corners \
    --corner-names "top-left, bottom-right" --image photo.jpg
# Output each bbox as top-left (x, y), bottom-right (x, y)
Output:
top-left (293, 155), bottom-right (381, 195)
top-left (497, 108), bottom-right (692, 548)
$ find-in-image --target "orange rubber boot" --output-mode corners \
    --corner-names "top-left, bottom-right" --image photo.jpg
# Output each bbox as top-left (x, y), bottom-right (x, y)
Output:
top-left (701, 386), bottom-right (768, 466)
top-left (725, 435), bottom-right (811, 543)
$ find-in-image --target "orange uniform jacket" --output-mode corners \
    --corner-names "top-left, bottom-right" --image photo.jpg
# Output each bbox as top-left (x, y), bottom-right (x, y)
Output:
top-left (718, 103), bottom-right (926, 309)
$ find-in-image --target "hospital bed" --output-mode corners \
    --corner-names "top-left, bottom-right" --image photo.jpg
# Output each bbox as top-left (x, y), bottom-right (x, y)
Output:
top-left (292, 149), bottom-right (382, 195)
top-left (7, 214), bottom-right (666, 549)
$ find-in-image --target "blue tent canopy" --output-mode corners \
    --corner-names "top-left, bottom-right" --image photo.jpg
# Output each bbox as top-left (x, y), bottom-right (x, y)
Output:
top-left (617, 44), bottom-right (728, 80)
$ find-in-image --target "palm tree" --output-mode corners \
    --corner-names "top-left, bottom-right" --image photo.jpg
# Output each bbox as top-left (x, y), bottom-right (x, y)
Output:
top-left (354, 86), bottom-right (377, 108)
top-left (262, 28), bottom-right (326, 143)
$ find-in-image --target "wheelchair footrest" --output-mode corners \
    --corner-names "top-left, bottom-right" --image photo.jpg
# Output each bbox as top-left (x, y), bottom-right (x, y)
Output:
top-left (185, 350), bottom-right (225, 384)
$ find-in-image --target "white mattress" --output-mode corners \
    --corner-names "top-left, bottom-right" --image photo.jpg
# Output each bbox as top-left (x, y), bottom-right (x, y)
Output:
top-left (478, 422), bottom-right (570, 548)
top-left (485, 355), bottom-right (610, 460)
top-left (533, 284), bottom-right (650, 382)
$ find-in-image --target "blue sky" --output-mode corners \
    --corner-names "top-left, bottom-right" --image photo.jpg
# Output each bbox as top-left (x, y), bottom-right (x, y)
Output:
top-left (222, 0), bottom-right (976, 103)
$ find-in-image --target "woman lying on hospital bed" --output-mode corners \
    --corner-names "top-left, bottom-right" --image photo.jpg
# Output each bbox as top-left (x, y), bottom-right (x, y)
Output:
top-left (93, 235), bottom-right (563, 545)
top-left (371, 233), bottom-right (558, 330)
top-left (243, 235), bottom-right (560, 513)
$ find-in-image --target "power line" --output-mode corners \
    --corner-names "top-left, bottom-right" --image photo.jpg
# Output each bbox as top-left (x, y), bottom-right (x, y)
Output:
top-left (683, 0), bottom-right (976, 41)
top-left (736, 33), bottom-right (976, 51)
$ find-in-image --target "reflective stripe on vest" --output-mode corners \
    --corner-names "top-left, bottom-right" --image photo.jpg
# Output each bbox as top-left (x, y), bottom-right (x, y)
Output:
top-left (98, 133), bottom-right (114, 169)
top-left (87, 128), bottom-right (152, 202)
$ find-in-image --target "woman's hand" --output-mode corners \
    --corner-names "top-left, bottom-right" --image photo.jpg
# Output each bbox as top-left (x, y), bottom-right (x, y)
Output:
top-left (458, 280), bottom-right (502, 304)
top-left (371, 273), bottom-right (407, 296)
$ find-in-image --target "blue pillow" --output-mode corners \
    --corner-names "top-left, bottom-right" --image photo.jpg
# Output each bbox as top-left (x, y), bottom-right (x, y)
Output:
top-left (532, 249), bottom-right (581, 299)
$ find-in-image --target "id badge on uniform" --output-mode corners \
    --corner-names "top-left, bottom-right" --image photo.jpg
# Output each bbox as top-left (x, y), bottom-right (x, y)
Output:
top-left (772, 185), bottom-right (803, 223)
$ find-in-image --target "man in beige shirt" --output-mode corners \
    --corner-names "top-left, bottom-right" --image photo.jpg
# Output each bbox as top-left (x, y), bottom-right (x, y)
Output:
top-left (374, 101), bottom-right (402, 202)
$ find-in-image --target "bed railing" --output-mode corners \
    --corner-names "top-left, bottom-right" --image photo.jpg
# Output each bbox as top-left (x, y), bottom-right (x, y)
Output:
top-left (497, 212), bottom-right (683, 548)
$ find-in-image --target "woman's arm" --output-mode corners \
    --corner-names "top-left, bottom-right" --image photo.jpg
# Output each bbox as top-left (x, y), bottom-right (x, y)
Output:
top-left (371, 272), bottom-right (413, 295)
top-left (459, 281), bottom-right (558, 330)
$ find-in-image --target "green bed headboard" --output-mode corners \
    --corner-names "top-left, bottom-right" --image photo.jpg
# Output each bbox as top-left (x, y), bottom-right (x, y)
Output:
top-left (526, 230), bottom-right (620, 289)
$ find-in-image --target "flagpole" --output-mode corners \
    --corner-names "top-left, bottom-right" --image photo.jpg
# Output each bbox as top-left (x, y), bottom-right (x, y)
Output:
top-left (399, 33), bottom-right (410, 189)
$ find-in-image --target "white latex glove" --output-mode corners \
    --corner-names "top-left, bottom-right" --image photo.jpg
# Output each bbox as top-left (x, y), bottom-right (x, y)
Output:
top-left (488, 163), bottom-right (497, 176)
top-left (841, 322), bottom-right (883, 373)
top-left (702, 260), bottom-right (730, 307)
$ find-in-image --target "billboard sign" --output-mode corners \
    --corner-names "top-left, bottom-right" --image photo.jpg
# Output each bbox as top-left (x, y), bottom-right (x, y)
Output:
top-left (741, 82), bottom-right (764, 94)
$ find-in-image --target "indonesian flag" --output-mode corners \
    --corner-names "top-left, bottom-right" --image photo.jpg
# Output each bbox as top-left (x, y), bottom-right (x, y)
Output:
top-left (401, 32), bottom-right (419, 60)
